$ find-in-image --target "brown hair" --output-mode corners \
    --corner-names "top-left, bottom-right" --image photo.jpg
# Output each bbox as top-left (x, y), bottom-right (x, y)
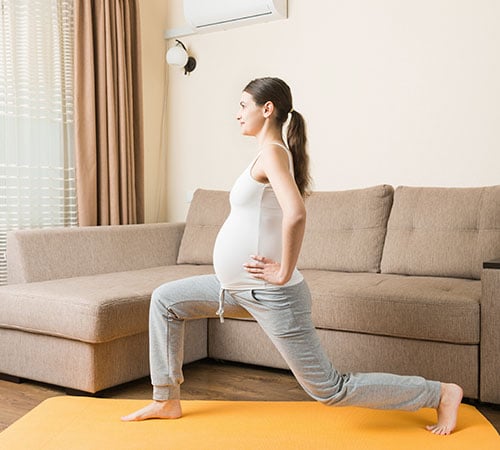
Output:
top-left (243, 77), bottom-right (312, 197)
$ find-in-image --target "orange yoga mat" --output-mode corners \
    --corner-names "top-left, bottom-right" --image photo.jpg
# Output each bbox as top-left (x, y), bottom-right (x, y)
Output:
top-left (0, 397), bottom-right (498, 450)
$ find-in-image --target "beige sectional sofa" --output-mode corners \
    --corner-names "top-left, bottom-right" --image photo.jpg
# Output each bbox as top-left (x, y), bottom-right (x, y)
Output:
top-left (1, 185), bottom-right (499, 404)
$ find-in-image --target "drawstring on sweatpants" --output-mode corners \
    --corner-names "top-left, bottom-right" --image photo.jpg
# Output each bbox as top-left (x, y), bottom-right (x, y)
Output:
top-left (216, 288), bottom-right (226, 323)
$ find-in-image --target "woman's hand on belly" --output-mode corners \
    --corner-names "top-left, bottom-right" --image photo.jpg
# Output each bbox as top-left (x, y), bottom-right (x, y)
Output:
top-left (243, 255), bottom-right (288, 285)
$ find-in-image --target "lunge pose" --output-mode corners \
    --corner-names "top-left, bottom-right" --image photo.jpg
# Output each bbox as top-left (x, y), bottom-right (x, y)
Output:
top-left (122, 77), bottom-right (462, 435)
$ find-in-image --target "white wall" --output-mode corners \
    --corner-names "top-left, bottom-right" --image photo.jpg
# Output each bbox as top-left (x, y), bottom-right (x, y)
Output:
top-left (149, 0), bottom-right (500, 221)
top-left (138, 0), bottom-right (169, 223)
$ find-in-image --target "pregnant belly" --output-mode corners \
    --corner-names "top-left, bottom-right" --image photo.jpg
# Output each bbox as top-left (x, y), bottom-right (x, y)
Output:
top-left (212, 214), bottom-right (261, 287)
top-left (213, 207), bottom-right (285, 289)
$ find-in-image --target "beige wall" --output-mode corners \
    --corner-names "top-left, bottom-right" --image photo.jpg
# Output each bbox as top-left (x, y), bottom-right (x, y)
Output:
top-left (138, 0), bottom-right (169, 223)
top-left (141, 0), bottom-right (500, 222)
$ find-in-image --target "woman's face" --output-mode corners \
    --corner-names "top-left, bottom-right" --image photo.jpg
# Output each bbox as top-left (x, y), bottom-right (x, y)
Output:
top-left (236, 91), bottom-right (265, 136)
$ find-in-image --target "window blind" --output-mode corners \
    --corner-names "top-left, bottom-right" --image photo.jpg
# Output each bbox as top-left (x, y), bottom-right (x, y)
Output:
top-left (0, 0), bottom-right (76, 285)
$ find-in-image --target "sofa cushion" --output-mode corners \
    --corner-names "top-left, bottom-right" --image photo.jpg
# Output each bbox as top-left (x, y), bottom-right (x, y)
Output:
top-left (303, 270), bottom-right (480, 344)
top-left (177, 189), bottom-right (230, 265)
top-left (7, 223), bottom-right (185, 284)
top-left (298, 185), bottom-right (394, 272)
top-left (0, 265), bottom-right (215, 343)
top-left (381, 185), bottom-right (500, 279)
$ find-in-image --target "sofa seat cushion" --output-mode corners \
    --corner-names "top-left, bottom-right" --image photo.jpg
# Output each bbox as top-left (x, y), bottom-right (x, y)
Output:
top-left (0, 265), bottom-right (215, 344)
top-left (302, 270), bottom-right (480, 344)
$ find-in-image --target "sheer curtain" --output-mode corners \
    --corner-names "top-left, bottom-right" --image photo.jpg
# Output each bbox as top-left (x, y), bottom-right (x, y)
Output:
top-left (0, 0), bottom-right (76, 285)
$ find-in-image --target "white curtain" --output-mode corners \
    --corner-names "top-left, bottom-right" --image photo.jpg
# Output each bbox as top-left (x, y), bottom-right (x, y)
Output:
top-left (0, 0), bottom-right (76, 285)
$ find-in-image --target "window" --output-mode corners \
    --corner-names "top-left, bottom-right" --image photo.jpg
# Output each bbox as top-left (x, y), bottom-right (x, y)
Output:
top-left (0, 0), bottom-right (76, 285)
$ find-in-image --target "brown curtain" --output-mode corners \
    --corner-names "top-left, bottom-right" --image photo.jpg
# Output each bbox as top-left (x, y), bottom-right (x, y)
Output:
top-left (74, 0), bottom-right (144, 226)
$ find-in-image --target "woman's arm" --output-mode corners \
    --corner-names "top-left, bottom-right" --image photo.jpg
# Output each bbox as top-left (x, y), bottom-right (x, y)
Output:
top-left (244, 145), bottom-right (306, 285)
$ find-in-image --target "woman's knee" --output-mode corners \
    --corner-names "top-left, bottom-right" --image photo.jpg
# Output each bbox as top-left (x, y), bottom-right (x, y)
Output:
top-left (151, 283), bottom-right (177, 313)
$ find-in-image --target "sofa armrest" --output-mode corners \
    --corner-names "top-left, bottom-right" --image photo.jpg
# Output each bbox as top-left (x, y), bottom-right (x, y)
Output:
top-left (480, 258), bottom-right (500, 403)
top-left (7, 222), bottom-right (186, 284)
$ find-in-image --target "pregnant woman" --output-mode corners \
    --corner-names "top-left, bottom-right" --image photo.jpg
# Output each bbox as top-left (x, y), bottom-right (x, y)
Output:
top-left (122, 77), bottom-right (462, 435)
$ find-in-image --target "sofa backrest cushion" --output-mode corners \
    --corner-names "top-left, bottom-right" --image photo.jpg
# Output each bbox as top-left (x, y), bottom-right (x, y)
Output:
top-left (177, 189), bottom-right (230, 265)
top-left (297, 185), bottom-right (394, 273)
top-left (7, 223), bottom-right (186, 284)
top-left (380, 185), bottom-right (500, 279)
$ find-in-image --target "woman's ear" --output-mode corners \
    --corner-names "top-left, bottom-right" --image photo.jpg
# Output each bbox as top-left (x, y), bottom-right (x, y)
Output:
top-left (263, 101), bottom-right (275, 118)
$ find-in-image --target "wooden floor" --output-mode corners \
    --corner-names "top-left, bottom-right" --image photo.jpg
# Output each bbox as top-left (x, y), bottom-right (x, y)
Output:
top-left (1, 359), bottom-right (499, 434)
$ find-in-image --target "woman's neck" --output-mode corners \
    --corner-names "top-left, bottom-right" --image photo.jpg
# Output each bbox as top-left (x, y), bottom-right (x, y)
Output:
top-left (255, 123), bottom-right (284, 149)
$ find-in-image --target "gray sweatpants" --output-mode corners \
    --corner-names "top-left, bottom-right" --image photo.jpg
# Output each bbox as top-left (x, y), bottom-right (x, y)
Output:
top-left (149, 274), bottom-right (441, 410)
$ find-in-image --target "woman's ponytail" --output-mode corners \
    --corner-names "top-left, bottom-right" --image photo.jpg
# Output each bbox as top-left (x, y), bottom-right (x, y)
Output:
top-left (287, 110), bottom-right (311, 197)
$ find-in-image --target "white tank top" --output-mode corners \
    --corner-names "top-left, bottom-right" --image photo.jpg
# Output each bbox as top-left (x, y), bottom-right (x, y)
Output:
top-left (213, 144), bottom-right (304, 290)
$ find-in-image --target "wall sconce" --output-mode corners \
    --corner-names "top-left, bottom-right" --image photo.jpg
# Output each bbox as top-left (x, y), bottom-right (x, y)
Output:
top-left (166, 40), bottom-right (196, 75)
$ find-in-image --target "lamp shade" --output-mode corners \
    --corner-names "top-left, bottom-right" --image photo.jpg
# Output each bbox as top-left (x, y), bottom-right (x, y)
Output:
top-left (166, 46), bottom-right (189, 67)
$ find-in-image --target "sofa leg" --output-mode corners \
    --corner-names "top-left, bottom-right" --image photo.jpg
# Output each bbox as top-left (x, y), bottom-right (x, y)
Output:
top-left (65, 387), bottom-right (103, 397)
top-left (0, 373), bottom-right (23, 384)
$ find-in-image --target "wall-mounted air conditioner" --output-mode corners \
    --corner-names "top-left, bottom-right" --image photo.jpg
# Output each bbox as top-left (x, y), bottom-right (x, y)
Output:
top-left (164, 0), bottom-right (288, 39)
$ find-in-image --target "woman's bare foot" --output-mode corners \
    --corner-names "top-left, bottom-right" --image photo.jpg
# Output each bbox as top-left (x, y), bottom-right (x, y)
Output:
top-left (426, 383), bottom-right (463, 435)
top-left (121, 400), bottom-right (182, 422)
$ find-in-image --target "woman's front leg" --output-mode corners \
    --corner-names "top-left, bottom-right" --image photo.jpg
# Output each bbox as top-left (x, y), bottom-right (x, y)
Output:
top-left (122, 274), bottom-right (250, 421)
top-left (122, 274), bottom-right (221, 421)
top-left (148, 274), bottom-right (223, 400)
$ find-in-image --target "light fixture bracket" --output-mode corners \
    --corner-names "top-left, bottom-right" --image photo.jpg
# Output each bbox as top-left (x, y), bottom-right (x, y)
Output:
top-left (174, 40), bottom-right (196, 75)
